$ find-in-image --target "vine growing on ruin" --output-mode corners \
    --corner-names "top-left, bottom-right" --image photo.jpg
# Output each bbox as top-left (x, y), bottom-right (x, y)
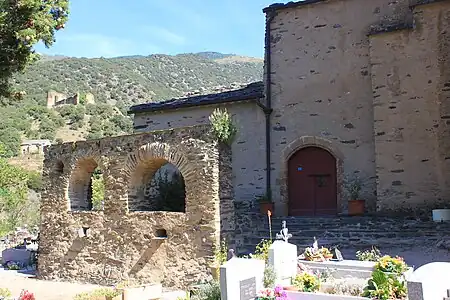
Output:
top-left (208, 108), bottom-right (237, 146)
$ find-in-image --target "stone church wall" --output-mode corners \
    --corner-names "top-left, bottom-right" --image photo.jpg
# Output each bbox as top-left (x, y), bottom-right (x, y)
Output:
top-left (369, 1), bottom-right (450, 214)
top-left (38, 125), bottom-right (233, 289)
top-left (266, 0), bottom-right (449, 215)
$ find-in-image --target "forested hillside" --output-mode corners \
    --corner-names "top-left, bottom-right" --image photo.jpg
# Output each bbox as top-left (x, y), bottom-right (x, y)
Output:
top-left (0, 52), bottom-right (263, 157)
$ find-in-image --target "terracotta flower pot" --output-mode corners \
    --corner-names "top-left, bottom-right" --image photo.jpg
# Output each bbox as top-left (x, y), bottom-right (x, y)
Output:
top-left (260, 202), bottom-right (274, 215)
top-left (348, 199), bottom-right (365, 216)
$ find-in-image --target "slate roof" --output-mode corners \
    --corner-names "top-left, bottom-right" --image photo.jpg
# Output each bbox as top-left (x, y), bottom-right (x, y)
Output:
top-left (128, 81), bottom-right (264, 114)
top-left (263, 0), bottom-right (327, 13)
top-left (410, 0), bottom-right (450, 7)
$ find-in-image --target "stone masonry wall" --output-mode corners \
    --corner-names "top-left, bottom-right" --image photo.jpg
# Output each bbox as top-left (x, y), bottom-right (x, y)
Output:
top-left (38, 125), bottom-right (233, 289)
top-left (369, 1), bottom-right (450, 214)
top-left (133, 102), bottom-right (266, 204)
top-left (133, 101), bottom-right (267, 249)
top-left (266, 0), bottom-right (448, 215)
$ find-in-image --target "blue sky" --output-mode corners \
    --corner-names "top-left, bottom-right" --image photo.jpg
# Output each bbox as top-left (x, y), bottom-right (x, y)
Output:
top-left (34, 0), bottom-right (279, 58)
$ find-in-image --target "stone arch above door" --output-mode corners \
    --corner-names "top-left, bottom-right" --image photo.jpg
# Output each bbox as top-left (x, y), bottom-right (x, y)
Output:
top-left (279, 136), bottom-right (344, 216)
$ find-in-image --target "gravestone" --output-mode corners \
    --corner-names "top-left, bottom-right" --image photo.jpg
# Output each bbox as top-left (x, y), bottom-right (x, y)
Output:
top-left (407, 262), bottom-right (450, 300)
top-left (268, 240), bottom-right (298, 286)
top-left (332, 247), bottom-right (343, 261)
top-left (299, 259), bottom-right (376, 279)
top-left (219, 257), bottom-right (265, 300)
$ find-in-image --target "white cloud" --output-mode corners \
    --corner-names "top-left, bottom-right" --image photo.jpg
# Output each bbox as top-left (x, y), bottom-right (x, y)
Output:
top-left (143, 26), bottom-right (186, 45)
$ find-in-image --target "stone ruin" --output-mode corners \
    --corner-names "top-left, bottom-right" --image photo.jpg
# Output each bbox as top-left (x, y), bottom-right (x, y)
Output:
top-left (37, 125), bottom-right (234, 289)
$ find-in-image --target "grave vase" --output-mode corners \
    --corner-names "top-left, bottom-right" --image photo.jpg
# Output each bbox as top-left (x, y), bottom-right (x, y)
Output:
top-left (348, 199), bottom-right (365, 216)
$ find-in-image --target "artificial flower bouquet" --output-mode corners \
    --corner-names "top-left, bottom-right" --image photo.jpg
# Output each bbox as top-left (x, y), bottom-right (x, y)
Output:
top-left (255, 285), bottom-right (288, 300)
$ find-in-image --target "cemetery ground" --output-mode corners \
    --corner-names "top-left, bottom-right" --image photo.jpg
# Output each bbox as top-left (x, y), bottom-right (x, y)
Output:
top-left (0, 268), bottom-right (186, 300)
top-left (0, 269), bottom-right (99, 300)
top-left (0, 241), bottom-right (450, 299)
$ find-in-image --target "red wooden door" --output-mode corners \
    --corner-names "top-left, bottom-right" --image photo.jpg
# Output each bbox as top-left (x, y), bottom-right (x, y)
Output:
top-left (288, 147), bottom-right (337, 216)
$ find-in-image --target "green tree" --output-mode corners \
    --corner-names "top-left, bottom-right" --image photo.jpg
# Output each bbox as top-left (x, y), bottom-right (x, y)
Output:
top-left (0, 0), bottom-right (69, 101)
top-left (0, 143), bottom-right (42, 235)
top-left (91, 168), bottom-right (104, 210)
top-left (0, 128), bottom-right (21, 157)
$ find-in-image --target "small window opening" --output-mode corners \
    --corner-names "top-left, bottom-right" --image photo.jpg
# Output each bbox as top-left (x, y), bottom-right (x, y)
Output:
top-left (154, 229), bottom-right (168, 239)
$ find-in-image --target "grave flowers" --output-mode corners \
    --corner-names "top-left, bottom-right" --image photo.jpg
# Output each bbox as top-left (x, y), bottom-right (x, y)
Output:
top-left (18, 290), bottom-right (35, 300)
top-left (302, 246), bottom-right (333, 262)
top-left (255, 285), bottom-right (288, 300)
top-left (363, 255), bottom-right (409, 300)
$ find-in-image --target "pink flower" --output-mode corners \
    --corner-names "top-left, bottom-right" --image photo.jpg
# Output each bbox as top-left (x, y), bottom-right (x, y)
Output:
top-left (19, 290), bottom-right (35, 300)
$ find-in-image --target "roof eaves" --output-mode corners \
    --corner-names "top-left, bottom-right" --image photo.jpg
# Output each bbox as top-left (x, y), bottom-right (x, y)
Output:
top-left (410, 0), bottom-right (450, 8)
top-left (263, 0), bottom-right (328, 13)
top-left (128, 82), bottom-right (264, 115)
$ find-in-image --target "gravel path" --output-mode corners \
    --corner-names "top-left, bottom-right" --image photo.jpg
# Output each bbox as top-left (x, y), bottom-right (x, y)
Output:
top-left (0, 269), bottom-right (186, 300)
top-left (0, 269), bottom-right (100, 300)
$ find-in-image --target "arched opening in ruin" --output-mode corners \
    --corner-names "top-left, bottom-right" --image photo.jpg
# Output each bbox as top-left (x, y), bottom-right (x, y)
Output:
top-left (68, 158), bottom-right (105, 211)
top-left (128, 159), bottom-right (186, 212)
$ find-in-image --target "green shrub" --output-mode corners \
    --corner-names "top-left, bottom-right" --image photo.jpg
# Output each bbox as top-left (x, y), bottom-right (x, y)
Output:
top-left (292, 272), bottom-right (321, 293)
top-left (152, 169), bottom-right (185, 212)
top-left (191, 281), bottom-right (221, 300)
top-left (214, 238), bottom-right (228, 266)
top-left (251, 239), bottom-right (272, 263)
top-left (363, 269), bottom-right (407, 300)
top-left (74, 287), bottom-right (121, 300)
top-left (363, 256), bottom-right (409, 300)
top-left (208, 108), bottom-right (237, 146)
top-left (0, 287), bottom-right (12, 298)
top-left (263, 265), bottom-right (276, 288)
top-left (356, 246), bottom-right (382, 262)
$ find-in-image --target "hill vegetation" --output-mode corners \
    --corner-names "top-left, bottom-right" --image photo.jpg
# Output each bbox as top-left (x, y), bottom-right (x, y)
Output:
top-left (0, 52), bottom-right (263, 157)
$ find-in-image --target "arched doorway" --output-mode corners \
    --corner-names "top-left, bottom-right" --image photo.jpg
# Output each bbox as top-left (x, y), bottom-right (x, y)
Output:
top-left (288, 147), bottom-right (337, 216)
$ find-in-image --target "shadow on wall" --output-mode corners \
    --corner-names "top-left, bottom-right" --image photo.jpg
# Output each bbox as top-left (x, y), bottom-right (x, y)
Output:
top-left (129, 239), bottom-right (166, 276)
top-left (128, 161), bottom-right (186, 213)
top-left (68, 158), bottom-right (186, 214)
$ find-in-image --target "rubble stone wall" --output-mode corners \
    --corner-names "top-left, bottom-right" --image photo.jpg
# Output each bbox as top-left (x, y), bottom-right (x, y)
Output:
top-left (133, 101), bottom-right (266, 204)
top-left (38, 125), bottom-right (233, 289)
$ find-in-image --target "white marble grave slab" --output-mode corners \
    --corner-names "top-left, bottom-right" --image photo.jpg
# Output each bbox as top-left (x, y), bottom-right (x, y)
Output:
top-left (219, 257), bottom-right (265, 300)
top-left (407, 262), bottom-right (450, 300)
top-left (299, 259), bottom-right (376, 279)
top-left (269, 240), bottom-right (298, 285)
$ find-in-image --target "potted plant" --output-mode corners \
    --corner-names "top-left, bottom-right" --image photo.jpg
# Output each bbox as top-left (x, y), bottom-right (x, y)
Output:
top-left (256, 192), bottom-right (274, 215)
top-left (346, 176), bottom-right (365, 216)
